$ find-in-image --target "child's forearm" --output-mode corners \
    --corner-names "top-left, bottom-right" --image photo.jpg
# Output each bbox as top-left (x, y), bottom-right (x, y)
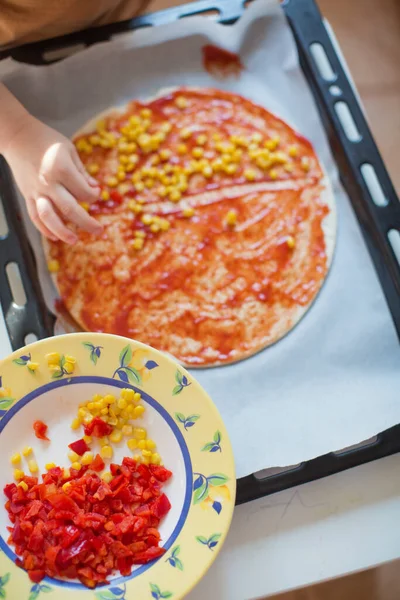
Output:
top-left (0, 83), bottom-right (32, 155)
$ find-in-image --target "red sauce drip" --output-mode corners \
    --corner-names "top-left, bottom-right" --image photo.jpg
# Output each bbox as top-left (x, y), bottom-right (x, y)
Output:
top-left (202, 44), bottom-right (244, 78)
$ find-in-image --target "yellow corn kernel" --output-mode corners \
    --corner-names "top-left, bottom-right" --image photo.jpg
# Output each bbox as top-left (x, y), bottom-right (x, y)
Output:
top-left (159, 148), bottom-right (172, 162)
top-left (81, 452), bottom-right (94, 466)
top-left (142, 449), bottom-right (152, 458)
top-left (47, 260), bottom-right (60, 273)
top-left (146, 439), bottom-right (156, 450)
top-left (100, 189), bottom-right (110, 201)
top-left (134, 427), bottom-right (147, 440)
top-left (192, 147), bottom-right (204, 159)
top-left (11, 453), bottom-right (21, 466)
top-left (244, 168), bottom-right (257, 181)
top-left (150, 452), bottom-right (161, 465)
top-left (64, 361), bottom-right (75, 375)
top-left (63, 468), bottom-right (71, 479)
top-left (45, 462), bottom-right (56, 471)
top-left (122, 425), bottom-right (133, 436)
top-left (175, 96), bottom-right (188, 109)
top-left (176, 143), bottom-right (187, 156)
top-left (301, 157), bottom-right (310, 172)
top-left (100, 445), bottom-right (113, 459)
top-left (179, 128), bottom-right (191, 140)
top-left (133, 405), bottom-right (145, 418)
top-left (150, 223), bottom-right (160, 234)
top-left (18, 481), bottom-right (29, 491)
top-left (71, 417), bottom-right (81, 430)
top-left (100, 407), bottom-right (108, 416)
top-left (287, 236), bottom-right (295, 249)
top-left (134, 392), bottom-right (142, 402)
top-left (82, 436), bottom-right (92, 446)
top-left (101, 472), bottom-right (113, 483)
top-left (117, 397), bottom-right (128, 410)
top-left (71, 462), bottom-right (82, 471)
top-left (28, 459), bottom-right (38, 474)
top-left (141, 214), bottom-right (153, 226)
top-left (106, 176), bottom-right (118, 188)
top-left (142, 456), bottom-right (151, 465)
top-left (108, 417), bottom-right (118, 427)
top-left (87, 402), bottom-right (95, 412)
top-left (87, 163), bottom-right (99, 175)
top-left (92, 394), bottom-right (102, 402)
top-left (120, 388), bottom-right (134, 402)
top-left (269, 169), bottom-right (278, 180)
top-left (68, 450), bottom-right (80, 463)
top-left (159, 218), bottom-right (170, 231)
top-left (169, 189), bottom-right (181, 203)
top-left (196, 134), bottom-right (207, 146)
top-left (127, 438), bottom-right (138, 451)
top-left (225, 209), bottom-right (237, 227)
top-left (22, 446), bottom-right (32, 457)
top-left (14, 469), bottom-right (25, 481)
top-left (110, 430), bottom-right (123, 444)
top-left (80, 202), bottom-right (90, 212)
top-left (202, 165), bottom-right (213, 178)
top-left (224, 163), bottom-right (237, 175)
top-left (137, 439), bottom-right (146, 450)
top-left (130, 237), bottom-right (144, 252)
top-left (288, 145), bottom-right (298, 158)
top-left (99, 436), bottom-right (109, 447)
top-left (78, 408), bottom-right (88, 419)
top-left (62, 482), bottom-right (72, 492)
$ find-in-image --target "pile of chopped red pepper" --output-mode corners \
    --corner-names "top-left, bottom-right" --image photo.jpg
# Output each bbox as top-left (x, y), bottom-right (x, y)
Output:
top-left (4, 458), bottom-right (172, 588)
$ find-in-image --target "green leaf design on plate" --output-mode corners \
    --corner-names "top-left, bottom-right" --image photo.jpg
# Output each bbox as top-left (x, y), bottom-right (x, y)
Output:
top-left (201, 442), bottom-right (216, 452)
top-left (214, 430), bottom-right (221, 444)
top-left (195, 535), bottom-right (208, 545)
top-left (193, 480), bottom-right (209, 505)
top-left (175, 413), bottom-right (186, 423)
top-left (207, 473), bottom-right (229, 486)
top-left (175, 370), bottom-right (183, 385)
top-left (13, 358), bottom-right (27, 366)
top-left (119, 345), bottom-right (132, 367)
top-left (0, 398), bottom-right (14, 410)
top-left (172, 385), bottom-right (183, 396)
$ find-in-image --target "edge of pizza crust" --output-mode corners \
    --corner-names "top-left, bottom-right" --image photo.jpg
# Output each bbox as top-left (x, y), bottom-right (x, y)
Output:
top-left (43, 88), bottom-right (337, 369)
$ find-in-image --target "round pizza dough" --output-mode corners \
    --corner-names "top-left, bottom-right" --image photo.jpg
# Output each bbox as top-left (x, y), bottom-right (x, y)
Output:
top-left (43, 87), bottom-right (337, 367)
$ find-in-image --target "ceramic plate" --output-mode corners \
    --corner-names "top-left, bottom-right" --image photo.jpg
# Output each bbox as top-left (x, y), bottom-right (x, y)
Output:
top-left (0, 333), bottom-right (235, 600)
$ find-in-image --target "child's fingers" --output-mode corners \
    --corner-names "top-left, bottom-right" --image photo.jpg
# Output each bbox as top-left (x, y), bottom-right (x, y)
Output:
top-left (52, 184), bottom-right (103, 235)
top-left (36, 197), bottom-right (77, 245)
top-left (61, 155), bottom-right (100, 204)
top-left (26, 198), bottom-right (58, 241)
top-left (71, 147), bottom-right (99, 187)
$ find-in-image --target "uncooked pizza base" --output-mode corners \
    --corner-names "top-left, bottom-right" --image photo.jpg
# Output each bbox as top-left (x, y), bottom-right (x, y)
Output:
top-left (43, 87), bottom-right (337, 368)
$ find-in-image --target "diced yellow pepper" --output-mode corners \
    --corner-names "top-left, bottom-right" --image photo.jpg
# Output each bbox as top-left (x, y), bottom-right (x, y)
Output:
top-left (11, 453), bottom-right (21, 466)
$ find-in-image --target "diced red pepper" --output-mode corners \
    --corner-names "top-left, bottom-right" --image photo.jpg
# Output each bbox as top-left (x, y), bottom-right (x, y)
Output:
top-left (91, 454), bottom-right (105, 473)
top-left (83, 417), bottom-right (113, 438)
top-left (33, 420), bottom-right (49, 441)
top-left (68, 439), bottom-right (90, 456)
top-left (4, 457), bottom-right (172, 589)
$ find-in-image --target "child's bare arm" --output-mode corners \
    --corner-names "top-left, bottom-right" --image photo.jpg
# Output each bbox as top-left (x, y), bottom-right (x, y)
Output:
top-left (0, 83), bottom-right (102, 243)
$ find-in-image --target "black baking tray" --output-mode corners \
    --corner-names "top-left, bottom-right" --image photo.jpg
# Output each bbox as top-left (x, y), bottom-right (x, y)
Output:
top-left (1, 0), bottom-right (400, 506)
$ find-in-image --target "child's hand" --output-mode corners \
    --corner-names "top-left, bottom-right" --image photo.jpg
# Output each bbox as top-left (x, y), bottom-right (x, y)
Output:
top-left (4, 115), bottom-right (103, 244)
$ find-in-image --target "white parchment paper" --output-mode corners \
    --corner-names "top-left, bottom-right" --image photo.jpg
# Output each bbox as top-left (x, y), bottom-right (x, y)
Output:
top-left (1, 0), bottom-right (400, 478)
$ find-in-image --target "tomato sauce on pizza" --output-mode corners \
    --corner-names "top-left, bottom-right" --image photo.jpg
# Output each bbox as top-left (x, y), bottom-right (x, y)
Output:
top-left (45, 88), bottom-right (335, 366)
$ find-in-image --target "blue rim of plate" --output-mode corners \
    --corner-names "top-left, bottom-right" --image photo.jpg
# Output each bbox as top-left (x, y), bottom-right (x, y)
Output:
top-left (0, 376), bottom-right (193, 590)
